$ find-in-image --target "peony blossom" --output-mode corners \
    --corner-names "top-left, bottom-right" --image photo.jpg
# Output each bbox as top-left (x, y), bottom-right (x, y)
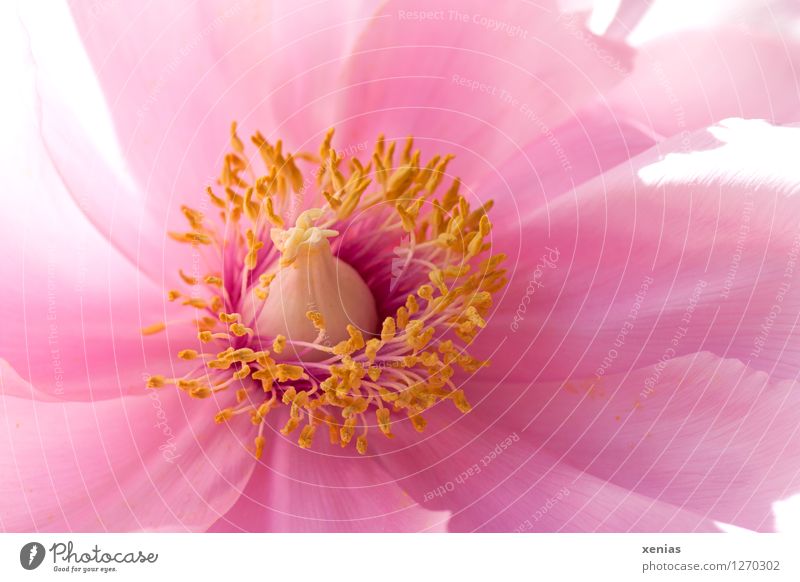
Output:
top-left (2, 0), bottom-right (800, 533)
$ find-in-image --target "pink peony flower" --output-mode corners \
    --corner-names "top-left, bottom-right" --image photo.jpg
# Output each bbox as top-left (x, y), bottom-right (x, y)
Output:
top-left (3, 0), bottom-right (800, 532)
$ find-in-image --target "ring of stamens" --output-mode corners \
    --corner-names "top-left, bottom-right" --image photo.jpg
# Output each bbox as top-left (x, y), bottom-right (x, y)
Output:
top-left (144, 124), bottom-right (507, 458)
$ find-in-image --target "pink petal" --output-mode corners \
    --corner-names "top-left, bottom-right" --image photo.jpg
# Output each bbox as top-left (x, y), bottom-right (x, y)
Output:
top-left (626, 0), bottom-right (800, 45)
top-left (608, 30), bottom-right (800, 138)
top-left (0, 237), bottom-right (195, 403)
top-left (14, 4), bottom-right (193, 285)
top-left (486, 119), bottom-right (800, 386)
top-left (59, 1), bottom-right (382, 215)
top-left (0, 362), bottom-right (255, 532)
top-left (63, 0), bottom-right (260, 211)
top-left (371, 411), bottom-right (715, 531)
top-left (488, 352), bottom-right (800, 531)
top-left (24, 2), bottom-right (383, 282)
top-left (248, 0), bottom-right (385, 140)
top-left (480, 104), bottom-right (658, 218)
top-left (603, 0), bottom-right (654, 40)
top-left (334, 1), bottom-right (633, 189)
top-left (210, 410), bottom-right (449, 532)
top-left (1, 251), bottom-right (190, 401)
top-left (0, 70), bottom-right (192, 399)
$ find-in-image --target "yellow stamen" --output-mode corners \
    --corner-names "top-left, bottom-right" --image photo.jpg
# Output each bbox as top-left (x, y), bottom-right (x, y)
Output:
top-left (356, 434), bottom-right (368, 455)
top-left (254, 435), bottom-right (266, 460)
top-left (230, 323), bottom-right (252, 337)
top-left (306, 311), bottom-right (326, 330)
top-left (298, 424), bottom-right (317, 449)
top-left (141, 322), bottom-right (166, 335)
top-left (146, 375), bottom-right (167, 388)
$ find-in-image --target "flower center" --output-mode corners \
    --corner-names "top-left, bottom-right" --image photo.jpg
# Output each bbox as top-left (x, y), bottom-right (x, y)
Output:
top-left (143, 125), bottom-right (507, 458)
top-left (242, 209), bottom-right (378, 361)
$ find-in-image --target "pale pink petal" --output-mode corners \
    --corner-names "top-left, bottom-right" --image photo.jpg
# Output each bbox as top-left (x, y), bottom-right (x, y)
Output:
top-left (608, 30), bottom-right (800, 139)
top-left (209, 411), bottom-right (449, 532)
top-left (60, 0), bottom-right (382, 210)
top-left (485, 119), bottom-right (800, 386)
top-left (62, 0), bottom-right (260, 210)
top-left (0, 203), bottom-right (193, 401)
top-left (480, 105), bottom-right (658, 218)
top-left (0, 245), bottom-right (191, 401)
top-left (371, 411), bottom-right (715, 532)
top-left (24, 2), bottom-right (383, 282)
top-left (0, 363), bottom-right (255, 532)
top-left (0, 81), bottom-right (193, 399)
top-left (626, 0), bottom-right (800, 45)
top-left (335, 0), bottom-right (633, 188)
top-left (603, 0), bottom-right (654, 40)
top-left (249, 0), bottom-right (385, 140)
top-left (15, 5), bottom-right (193, 284)
top-left (486, 353), bottom-right (800, 531)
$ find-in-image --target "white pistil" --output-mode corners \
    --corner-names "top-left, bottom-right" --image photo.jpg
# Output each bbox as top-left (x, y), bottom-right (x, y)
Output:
top-left (244, 209), bottom-right (378, 361)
